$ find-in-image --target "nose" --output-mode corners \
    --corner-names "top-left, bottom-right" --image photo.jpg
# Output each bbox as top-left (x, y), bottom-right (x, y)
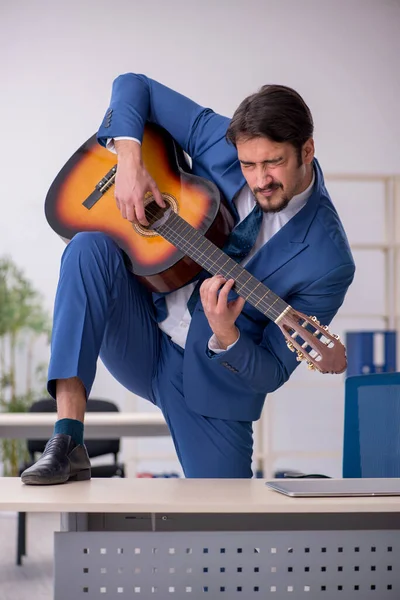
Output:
top-left (256, 167), bottom-right (273, 189)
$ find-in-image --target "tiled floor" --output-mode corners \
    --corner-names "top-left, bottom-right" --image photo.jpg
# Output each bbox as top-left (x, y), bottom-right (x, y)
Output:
top-left (0, 512), bottom-right (57, 600)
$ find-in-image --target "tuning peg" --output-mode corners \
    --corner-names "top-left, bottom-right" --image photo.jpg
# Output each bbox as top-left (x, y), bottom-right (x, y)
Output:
top-left (323, 325), bottom-right (329, 331)
top-left (286, 341), bottom-right (295, 352)
top-left (306, 361), bottom-right (316, 370)
top-left (311, 316), bottom-right (320, 324)
top-left (296, 352), bottom-right (305, 362)
top-left (332, 334), bottom-right (340, 340)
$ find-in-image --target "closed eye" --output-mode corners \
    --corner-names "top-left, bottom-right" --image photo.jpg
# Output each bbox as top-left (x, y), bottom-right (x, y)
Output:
top-left (240, 158), bottom-right (284, 168)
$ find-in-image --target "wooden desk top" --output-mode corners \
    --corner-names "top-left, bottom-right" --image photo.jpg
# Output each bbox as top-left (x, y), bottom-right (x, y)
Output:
top-left (0, 412), bottom-right (169, 439)
top-left (1, 478), bottom-right (400, 514)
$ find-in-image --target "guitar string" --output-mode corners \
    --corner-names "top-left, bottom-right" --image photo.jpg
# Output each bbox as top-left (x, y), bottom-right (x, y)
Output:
top-left (143, 204), bottom-right (327, 343)
top-left (155, 214), bottom-right (329, 361)
top-left (100, 183), bottom-right (289, 321)
top-left (100, 186), bottom-right (274, 312)
top-left (145, 204), bottom-right (286, 321)
top-left (142, 204), bottom-right (329, 354)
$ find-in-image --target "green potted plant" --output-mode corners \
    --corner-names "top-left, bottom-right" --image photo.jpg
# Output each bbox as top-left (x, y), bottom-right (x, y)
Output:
top-left (0, 256), bottom-right (51, 476)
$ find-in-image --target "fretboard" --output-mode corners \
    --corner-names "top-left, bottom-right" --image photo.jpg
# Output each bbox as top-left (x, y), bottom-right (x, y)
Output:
top-left (153, 208), bottom-right (289, 322)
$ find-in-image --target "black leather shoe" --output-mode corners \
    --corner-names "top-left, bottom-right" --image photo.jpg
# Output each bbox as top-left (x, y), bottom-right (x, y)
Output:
top-left (21, 433), bottom-right (91, 485)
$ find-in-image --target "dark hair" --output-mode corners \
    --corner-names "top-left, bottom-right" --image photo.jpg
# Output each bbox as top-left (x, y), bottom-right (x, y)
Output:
top-left (226, 84), bottom-right (314, 165)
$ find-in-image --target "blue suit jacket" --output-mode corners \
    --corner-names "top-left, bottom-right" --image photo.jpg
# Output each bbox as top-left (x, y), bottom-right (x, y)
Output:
top-left (97, 73), bottom-right (355, 422)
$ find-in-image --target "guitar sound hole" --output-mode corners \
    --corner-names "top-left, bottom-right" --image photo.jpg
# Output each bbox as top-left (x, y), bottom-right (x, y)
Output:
top-left (133, 193), bottom-right (178, 237)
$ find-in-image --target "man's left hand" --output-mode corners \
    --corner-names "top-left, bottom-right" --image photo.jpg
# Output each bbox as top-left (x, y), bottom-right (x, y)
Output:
top-left (200, 275), bottom-right (245, 349)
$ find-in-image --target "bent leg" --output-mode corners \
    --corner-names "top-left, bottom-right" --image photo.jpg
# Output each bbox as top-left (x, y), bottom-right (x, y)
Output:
top-left (22, 231), bottom-right (162, 486)
top-left (48, 231), bottom-right (161, 401)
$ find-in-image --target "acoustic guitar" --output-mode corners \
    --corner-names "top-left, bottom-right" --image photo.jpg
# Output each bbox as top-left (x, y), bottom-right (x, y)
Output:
top-left (45, 123), bottom-right (347, 374)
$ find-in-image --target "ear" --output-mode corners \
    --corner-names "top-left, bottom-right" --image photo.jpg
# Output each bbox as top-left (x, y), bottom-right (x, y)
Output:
top-left (302, 138), bottom-right (315, 165)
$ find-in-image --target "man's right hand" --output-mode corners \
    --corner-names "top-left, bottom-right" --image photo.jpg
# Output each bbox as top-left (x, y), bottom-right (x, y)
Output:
top-left (114, 139), bottom-right (165, 226)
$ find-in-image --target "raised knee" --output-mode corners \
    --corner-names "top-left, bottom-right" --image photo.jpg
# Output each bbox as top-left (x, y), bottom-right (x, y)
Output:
top-left (69, 231), bottom-right (117, 251)
top-left (63, 232), bottom-right (121, 267)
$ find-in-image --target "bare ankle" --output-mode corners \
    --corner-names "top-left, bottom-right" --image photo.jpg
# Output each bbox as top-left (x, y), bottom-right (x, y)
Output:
top-left (56, 377), bottom-right (86, 422)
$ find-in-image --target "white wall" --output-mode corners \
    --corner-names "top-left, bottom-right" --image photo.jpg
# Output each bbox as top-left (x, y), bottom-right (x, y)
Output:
top-left (1, 0), bottom-right (399, 477)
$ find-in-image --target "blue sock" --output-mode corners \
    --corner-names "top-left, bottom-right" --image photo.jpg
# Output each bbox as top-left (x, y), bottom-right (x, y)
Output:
top-left (54, 418), bottom-right (84, 446)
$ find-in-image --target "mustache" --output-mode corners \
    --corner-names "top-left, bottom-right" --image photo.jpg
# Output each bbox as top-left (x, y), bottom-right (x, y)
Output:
top-left (254, 182), bottom-right (283, 194)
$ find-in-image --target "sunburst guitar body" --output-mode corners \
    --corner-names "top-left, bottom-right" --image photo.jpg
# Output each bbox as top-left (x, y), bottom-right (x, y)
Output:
top-left (45, 123), bottom-right (233, 292)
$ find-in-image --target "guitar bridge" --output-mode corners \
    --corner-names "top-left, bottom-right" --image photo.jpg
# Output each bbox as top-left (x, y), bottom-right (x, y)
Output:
top-left (82, 165), bottom-right (117, 210)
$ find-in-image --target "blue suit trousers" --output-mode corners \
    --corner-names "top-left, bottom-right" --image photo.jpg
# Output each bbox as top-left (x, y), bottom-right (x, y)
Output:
top-left (48, 232), bottom-right (253, 478)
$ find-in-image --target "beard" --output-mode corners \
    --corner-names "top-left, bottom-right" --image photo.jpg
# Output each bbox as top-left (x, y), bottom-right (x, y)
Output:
top-left (253, 182), bottom-right (292, 214)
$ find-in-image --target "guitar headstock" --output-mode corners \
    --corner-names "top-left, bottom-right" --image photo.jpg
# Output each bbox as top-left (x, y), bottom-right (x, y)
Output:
top-left (276, 308), bottom-right (347, 374)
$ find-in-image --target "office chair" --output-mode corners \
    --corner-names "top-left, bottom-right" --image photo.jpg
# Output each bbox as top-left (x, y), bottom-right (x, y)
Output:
top-left (343, 372), bottom-right (400, 478)
top-left (17, 397), bottom-right (125, 565)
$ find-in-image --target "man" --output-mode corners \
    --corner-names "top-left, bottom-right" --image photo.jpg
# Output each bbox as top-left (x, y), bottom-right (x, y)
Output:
top-left (21, 74), bottom-right (355, 483)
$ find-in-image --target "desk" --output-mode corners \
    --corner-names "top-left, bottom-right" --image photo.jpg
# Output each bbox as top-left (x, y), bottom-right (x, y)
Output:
top-left (0, 412), bottom-right (169, 439)
top-left (1, 478), bottom-right (400, 599)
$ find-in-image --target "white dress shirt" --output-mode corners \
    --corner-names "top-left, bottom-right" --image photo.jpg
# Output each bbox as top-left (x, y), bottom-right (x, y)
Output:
top-left (108, 137), bottom-right (315, 350)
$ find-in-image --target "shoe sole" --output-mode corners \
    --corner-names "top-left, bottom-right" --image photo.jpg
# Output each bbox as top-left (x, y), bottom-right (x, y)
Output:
top-left (21, 468), bottom-right (91, 486)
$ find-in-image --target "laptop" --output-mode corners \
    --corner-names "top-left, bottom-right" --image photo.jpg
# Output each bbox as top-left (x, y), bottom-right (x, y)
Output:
top-left (266, 478), bottom-right (400, 497)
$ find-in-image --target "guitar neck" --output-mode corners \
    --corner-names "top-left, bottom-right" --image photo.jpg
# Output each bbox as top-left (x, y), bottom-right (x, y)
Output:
top-left (153, 208), bottom-right (289, 323)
